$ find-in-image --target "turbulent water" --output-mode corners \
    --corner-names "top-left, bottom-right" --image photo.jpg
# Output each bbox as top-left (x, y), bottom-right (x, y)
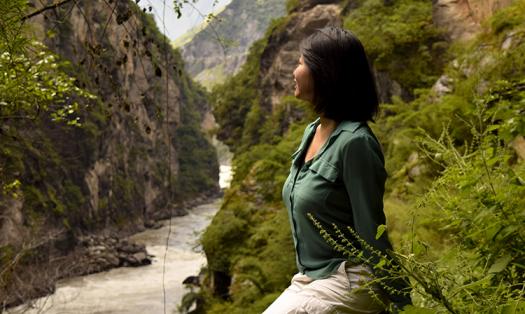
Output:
top-left (9, 165), bottom-right (232, 314)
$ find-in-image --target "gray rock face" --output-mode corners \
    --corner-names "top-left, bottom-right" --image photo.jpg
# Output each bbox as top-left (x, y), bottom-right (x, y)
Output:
top-left (13, 0), bottom-right (220, 231)
top-left (0, 197), bottom-right (25, 247)
top-left (432, 74), bottom-right (454, 96)
top-left (259, 4), bottom-right (343, 114)
top-left (433, 0), bottom-right (513, 41)
top-left (375, 71), bottom-right (411, 104)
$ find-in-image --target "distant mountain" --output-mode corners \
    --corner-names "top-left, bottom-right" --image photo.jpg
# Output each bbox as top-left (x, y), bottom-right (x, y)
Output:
top-left (179, 0), bottom-right (286, 89)
top-left (171, 3), bottom-right (230, 48)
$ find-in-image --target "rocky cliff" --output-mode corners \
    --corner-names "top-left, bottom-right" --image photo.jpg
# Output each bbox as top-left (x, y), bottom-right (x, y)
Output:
top-left (433, 0), bottom-right (514, 41)
top-left (0, 0), bottom-right (219, 306)
top-left (259, 2), bottom-right (342, 113)
top-left (179, 0), bottom-right (286, 89)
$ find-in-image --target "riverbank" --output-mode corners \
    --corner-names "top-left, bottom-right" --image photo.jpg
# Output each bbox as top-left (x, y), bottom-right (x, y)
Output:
top-left (1, 191), bottom-right (221, 311)
top-left (7, 198), bottom-right (222, 314)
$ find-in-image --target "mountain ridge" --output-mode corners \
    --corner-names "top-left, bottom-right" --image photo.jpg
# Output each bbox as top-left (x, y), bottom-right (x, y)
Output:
top-left (180, 0), bottom-right (286, 89)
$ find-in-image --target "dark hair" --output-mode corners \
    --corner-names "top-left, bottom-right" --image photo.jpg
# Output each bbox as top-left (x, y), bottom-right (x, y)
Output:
top-left (300, 27), bottom-right (379, 122)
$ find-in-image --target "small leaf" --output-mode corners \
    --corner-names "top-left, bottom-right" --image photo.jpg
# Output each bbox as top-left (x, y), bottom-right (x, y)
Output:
top-left (486, 124), bottom-right (500, 132)
top-left (488, 255), bottom-right (512, 274)
top-left (373, 257), bottom-right (386, 270)
top-left (375, 224), bottom-right (387, 240)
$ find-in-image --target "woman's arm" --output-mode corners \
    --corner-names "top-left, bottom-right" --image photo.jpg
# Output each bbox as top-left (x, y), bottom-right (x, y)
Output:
top-left (342, 132), bottom-right (412, 308)
top-left (342, 133), bottom-right (390, 254)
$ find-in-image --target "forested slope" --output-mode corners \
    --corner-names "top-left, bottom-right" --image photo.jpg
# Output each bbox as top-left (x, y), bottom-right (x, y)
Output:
top-left (0, 0), bottom-right (219, 306)
top-left (200, 0), bottom-right (525, 312)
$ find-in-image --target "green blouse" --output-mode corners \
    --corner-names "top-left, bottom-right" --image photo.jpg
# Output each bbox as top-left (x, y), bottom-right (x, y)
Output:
top-left (282, 117), bottom-right (392, 279)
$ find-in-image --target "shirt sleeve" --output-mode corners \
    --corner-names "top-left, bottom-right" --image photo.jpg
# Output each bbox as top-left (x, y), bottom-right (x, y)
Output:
top-left (342, 133), bottom-right (391, 254)
top-left (342, 132), bottom-right (412, 307)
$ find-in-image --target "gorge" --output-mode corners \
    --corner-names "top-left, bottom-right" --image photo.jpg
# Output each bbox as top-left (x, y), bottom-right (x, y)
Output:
top-left (1, 0), bottom-right (524, 313)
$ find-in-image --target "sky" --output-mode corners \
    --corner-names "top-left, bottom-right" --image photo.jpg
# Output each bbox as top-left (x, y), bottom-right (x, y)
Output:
top-left (138, 0), bottom-right (233, 41)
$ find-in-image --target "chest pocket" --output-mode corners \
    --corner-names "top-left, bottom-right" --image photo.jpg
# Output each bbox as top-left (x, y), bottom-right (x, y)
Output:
top-left (309, 159), bottom-right (339, 183)
top-left (293, 158), bottom-right (339, 208)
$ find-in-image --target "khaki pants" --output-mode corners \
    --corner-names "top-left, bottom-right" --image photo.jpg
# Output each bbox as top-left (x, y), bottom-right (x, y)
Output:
top-left (263, 262), bottom-right (387, 314)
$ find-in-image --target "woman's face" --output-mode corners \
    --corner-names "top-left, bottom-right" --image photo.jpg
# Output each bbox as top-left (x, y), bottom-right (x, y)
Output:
top-left (293, 55), bottom-right (314, 103)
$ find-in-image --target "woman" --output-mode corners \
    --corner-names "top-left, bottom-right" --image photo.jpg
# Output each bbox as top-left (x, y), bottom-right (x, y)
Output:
top-left (263, 27), bottom-right (411, 313)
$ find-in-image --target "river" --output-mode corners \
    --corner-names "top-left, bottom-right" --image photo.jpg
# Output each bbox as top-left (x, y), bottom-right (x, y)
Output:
top-left (8, 164), bottom-right (232, 314)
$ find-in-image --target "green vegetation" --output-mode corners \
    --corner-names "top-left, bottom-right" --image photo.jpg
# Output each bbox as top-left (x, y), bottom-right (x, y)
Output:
top-left (211, 37), bottom-right (267, 150)
top-left (174, 122), bottom-right (219, 197)
top-left (0, 0), bottom-right (95, 223)
top-left (405, 104), bottom-right (525, 312)
top-left (201, 123), bottom-right (308, 313)
top-left (285, 0), bottom-right (300, 13)
top-left (210, 15), bottom-right (299, 153)
top-left (345, 0), bottom-right (448, 96)
top-left (174, 64), bottom-right (220, 199)
top-left (202, 0), bottom-right (525, 312)
top-left (368, 2), bottom-right (525, 309)
top-left (194, 63), bottom-right (228, 91)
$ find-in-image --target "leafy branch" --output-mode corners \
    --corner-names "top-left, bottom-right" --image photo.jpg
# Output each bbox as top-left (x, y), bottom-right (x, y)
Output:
top-left (21, 0), bottom-right (76, 21)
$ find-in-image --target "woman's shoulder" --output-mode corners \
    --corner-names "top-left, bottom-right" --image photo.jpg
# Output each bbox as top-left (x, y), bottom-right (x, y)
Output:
top-left (335, 122), bottom-right (383, 155)
top-left (337, 121), bottom-right (377, 142)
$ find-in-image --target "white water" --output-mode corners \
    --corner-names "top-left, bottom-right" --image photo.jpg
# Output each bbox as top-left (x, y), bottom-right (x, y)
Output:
top-left (8, 166), bottom-right (233, 314)
top-left (219, 165), bottom-right (232, 189)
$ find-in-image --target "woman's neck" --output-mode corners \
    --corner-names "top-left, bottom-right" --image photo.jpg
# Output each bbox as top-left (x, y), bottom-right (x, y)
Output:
top-left (318, 115), bottom-right (337, 136)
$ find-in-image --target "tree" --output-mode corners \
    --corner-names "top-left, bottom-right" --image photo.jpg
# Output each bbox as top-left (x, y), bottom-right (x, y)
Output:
top-left (0, 0), bottom-right (95, 194)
